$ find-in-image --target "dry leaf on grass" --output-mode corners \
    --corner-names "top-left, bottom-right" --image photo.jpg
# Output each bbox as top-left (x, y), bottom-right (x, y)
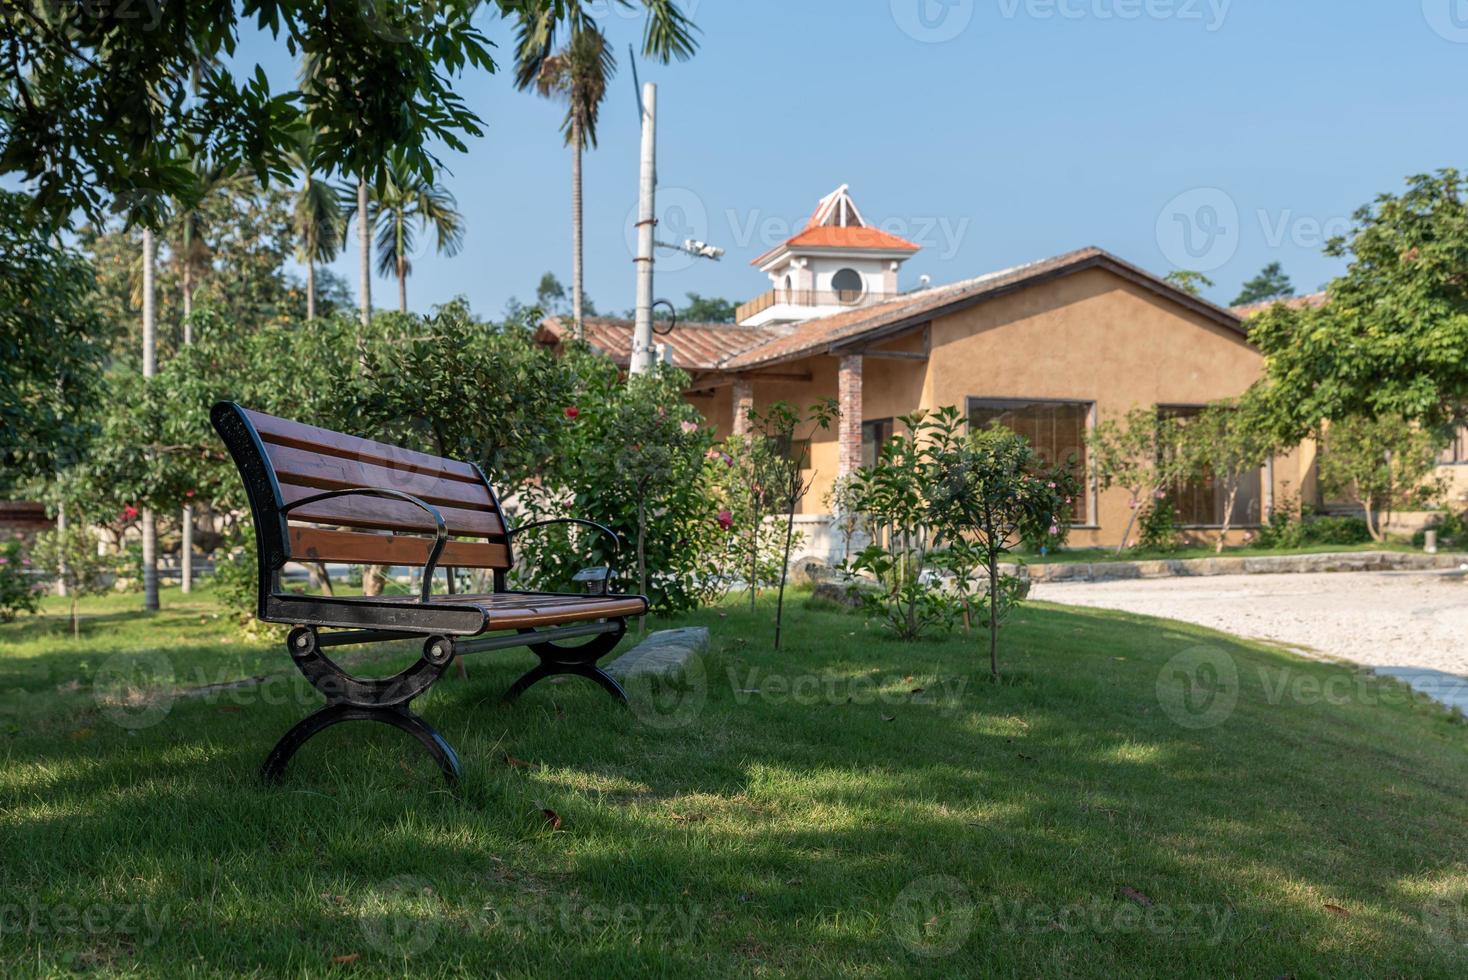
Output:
top-left (331, 952), bottom-right (360, 964)
top-left (502, 754), bottom-right (532, 769)
top-left (1116, 886), bottom-right (1154, 908)
top-left (1323, 903), bottom-right (1350, 917)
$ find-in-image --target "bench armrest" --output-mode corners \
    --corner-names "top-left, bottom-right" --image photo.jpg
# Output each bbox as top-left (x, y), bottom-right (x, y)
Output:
top-left (280, 488), bottom-right (447, 603)
top-left (508, 518), bottom-right (621, 593)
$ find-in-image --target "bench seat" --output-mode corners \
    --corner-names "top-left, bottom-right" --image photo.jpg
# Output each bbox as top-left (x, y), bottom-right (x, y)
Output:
top-left (269, 590), bottom-right (649, 634)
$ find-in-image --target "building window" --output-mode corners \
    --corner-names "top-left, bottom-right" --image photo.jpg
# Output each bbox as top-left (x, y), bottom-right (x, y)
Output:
top-left (1159, 405), bottom-right (1264, 527)
top-left (967, 398), bottom-right (1090, 523)
top-left (862, 418), bottom-right (894, 469)
top-left (832, 268), bottom-right (864, 304)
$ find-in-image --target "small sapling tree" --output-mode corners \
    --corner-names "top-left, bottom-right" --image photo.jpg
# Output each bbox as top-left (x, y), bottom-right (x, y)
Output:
top-left (928, 426), bottom-right (1079, 680)
top-left (1088, 407), bottom-right (1187, 553)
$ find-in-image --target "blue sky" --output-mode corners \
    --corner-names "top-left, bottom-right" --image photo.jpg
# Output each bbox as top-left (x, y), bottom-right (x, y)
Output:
top-left (244, 1), bottom-right (1466, 315)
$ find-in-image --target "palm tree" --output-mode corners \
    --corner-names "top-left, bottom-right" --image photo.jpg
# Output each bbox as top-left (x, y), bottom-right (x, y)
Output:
top-left (511, 0), bottom-right (698, 341)
top-left (369, 159), bottom-right (464, 313)
top-left (140, 225), bottom-right (159, 612)
top-left (528, 27), bottom-right (614, 341)
top-left (286, 129), bottom-right (342, 320)
top-left (356, 179), bottom-right (371, 328)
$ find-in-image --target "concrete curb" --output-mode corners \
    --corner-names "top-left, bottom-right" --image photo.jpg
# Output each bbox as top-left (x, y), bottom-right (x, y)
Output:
top-left (1012, 551), bottom-right (1468, 584)
top-left (605, 627), bottom-right (710, 680)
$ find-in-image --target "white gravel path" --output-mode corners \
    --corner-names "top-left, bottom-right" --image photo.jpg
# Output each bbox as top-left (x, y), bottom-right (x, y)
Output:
top-left (1034, 570), bottom-right (1468, 678)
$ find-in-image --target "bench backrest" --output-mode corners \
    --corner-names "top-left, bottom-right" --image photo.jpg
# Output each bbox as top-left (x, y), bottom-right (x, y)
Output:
top-left (212, 403), bottom-right (513, 603)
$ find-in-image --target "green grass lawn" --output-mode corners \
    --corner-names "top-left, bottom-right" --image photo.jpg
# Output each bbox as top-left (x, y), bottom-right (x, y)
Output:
top-left (3, 585), bottom-right (1468, 976)
top-left (1026, 540), bottom-right (1428, 564)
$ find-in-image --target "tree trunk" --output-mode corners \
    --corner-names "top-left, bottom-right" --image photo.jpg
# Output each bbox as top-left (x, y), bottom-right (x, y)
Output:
top-left (71, 595), bottom-right (79, 638)
top-left (306, 256), bottom-right (316, 320)
top-left (363, 565), bottom-right (385, 596)
top-left (181, 253), bottom-right (194, 595)
top-left (141, 227), bottom-right (159, 612)
top-left (1362, 492), bottom-right (1382, 542)
top-left (308, 562), bottom-right (334, 596)
top-left (774, 497), bottom-right (797, 650)
top-left (397, 258), bottom-right (407, 313)
top-left (56, 502), bottom-right (67, 598)
top-left (357, 179), bottom-right (371, 330)
top-left (987, 551), bottom-right (1000, 680)
top-left (1216, 482), bottom-right (1239, 554)
top-left (637, 498), bottom-right (647, 636)
top-left (571, 119), bottom-right (585, 341)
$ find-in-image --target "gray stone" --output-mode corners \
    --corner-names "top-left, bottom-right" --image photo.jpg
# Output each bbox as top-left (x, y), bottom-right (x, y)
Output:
top-left (810, 579), bottom-right (881, 609)
top-left (605, 627), bottom-right (710, 681)
top-left (789, 557), bottom-right (841, 587)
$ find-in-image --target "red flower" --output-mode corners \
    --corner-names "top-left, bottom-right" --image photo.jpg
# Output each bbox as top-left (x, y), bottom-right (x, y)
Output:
top-left (717, 510), bottom-right (733, 530)
top-left (185, 490), bottom-right (195, 499)
top-left (122, 505), bottom-right (139, 521)
top-left (564, 406), bottom-right (580, 419)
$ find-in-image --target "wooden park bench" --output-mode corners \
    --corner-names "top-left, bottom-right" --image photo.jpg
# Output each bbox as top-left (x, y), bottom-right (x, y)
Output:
top-left (211, 402), bottom-right (647, 784)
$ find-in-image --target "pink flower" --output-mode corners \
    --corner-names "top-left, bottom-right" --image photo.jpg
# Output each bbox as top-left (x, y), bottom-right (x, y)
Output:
top-left (1049, 525), bottom-right (1060, 536)
top-left (185, 490), bottom-right (195, 499)
top-left (564, 406), bottom-right (580, 420)
top-left (717, 510), bottom-right (733, 529)
top-left (680, 420), bottom-right (698, 435)
top-left (1063, 496), bottom-right (1073, 505)
top-left (1128, 499), bottom-right (1139, 511)
top-left (1047, 481), bottom-right (1056, 489)
top-left (0, 557), bottom-right (7, 565)
top-left (1154, 490), bottom-right (1166, 500)
top-left (21, 558), bottom-right (30, 567)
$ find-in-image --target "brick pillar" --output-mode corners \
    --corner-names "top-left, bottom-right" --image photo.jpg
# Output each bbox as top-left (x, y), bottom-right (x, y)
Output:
top-left (732, 378), bottom-right (753, 435)
top-left (838, 355), bottom-right (863, 476)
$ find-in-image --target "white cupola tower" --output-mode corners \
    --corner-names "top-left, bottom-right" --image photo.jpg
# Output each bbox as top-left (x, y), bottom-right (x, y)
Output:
top-left (737, 184), bottom-right (921, 327)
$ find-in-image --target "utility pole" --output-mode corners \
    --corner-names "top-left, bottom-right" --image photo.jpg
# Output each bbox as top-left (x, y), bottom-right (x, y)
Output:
top-left (630, 81), bottom-right (657, 376)
top-left (141, 228), bottom-right (159, 611)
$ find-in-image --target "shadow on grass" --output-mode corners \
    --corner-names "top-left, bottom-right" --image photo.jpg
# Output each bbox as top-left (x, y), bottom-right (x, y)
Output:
top-left (2, 598), bottom-right (1468, 975)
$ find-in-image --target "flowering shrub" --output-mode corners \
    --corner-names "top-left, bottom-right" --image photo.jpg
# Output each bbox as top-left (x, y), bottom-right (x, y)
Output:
top-left (517, 358), bottom-right (729, 615)
top-left (0, 539), bottom-right (42, 623)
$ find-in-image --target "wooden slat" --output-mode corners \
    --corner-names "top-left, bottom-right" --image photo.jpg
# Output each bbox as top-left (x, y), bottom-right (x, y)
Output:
top-left (288, 527), bottom-right (510, 569)
top-left (278, 482), bottom-right (505, 539)
top-left (265, 443), bottom-right (495, 512)
top-left (245, 408), bottom-right (482, 482)
top-left (369, 592), bottom-right (648, 630)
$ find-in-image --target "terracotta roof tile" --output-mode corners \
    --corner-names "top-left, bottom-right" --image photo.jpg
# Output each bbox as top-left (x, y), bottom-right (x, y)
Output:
top-left (536, 316), bottom-right (778, 371)
top-left (1231, 291), bottom-right (1328, 318)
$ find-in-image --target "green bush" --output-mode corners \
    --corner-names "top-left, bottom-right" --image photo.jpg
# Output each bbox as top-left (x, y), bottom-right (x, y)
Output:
top-left (0, 538), bottom-right (42, 623)
top-left (1256, 510), bottom-right (1373, 549)
top-left (1137, 496), bottom-right (1183, 552)
top-left (1413, 508), bottom-right (1468, 548)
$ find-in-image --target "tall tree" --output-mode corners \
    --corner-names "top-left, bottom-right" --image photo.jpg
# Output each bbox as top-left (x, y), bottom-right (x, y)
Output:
top-left (0, 1), bottom-right (494, 230)
top-left (369, 159), bottom-right (465, 313)
top-left (526, 27), bottom-right (614, 340)
top-left (1232, 261), bottom-right (1295, 306)
top-left (286, 130), bottom-right (342, 321)
top-left (1249, 169), bottom-right (1468, 439)
top-left (1164, 270), bottom-right (1215, 298)
top-left (140, 226), bottom-right (159, 612)
top-left (512, 0), bottom-right (699, 341)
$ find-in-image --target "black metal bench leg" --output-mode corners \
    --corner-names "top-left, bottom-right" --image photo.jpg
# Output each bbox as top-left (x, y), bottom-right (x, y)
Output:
top-left (261, 702), bottom-right (462, 785)
top-left (502, 620), bottom-right (629, 705)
